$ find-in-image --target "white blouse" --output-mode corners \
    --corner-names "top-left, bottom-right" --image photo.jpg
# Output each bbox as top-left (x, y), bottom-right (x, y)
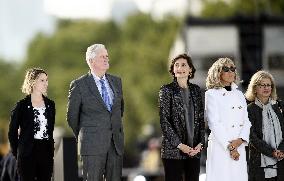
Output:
top-left (33, 106), bottom-right (48, 139)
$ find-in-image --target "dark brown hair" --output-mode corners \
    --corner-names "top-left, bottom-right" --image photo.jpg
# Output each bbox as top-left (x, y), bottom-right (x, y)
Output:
top-left (169, 53), bottom-right (196, 79)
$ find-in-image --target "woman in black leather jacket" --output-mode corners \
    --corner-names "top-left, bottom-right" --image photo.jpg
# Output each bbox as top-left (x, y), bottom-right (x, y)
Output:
top-left (8, 68), bottom-right (55, 181)
top-left (159, 54), bottom-right (205, 181)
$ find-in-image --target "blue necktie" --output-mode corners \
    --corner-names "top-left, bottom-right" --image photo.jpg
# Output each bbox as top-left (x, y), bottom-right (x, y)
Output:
top-left (99, 79), bottom-right (112, 111)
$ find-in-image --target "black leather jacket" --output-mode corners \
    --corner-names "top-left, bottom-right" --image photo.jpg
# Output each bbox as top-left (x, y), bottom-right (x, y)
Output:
top-left (159, 81), bottom-right (205, 159)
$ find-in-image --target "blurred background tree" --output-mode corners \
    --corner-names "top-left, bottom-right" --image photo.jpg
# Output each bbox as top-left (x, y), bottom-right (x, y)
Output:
top-left (0, 61), bottom-right (20, 121)
top-left (0, 13), bottom-right (181, 160)
top-left (1, 0), bottom-right (283, 167)
top-left (201, 0), bottom-right (284, 17)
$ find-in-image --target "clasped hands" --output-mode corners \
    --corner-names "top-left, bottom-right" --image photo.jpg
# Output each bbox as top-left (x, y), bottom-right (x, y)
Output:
top-left (273, 150), bottom-right (284, 161)
top-left (179, 143), bottom-right (203, 157)
top-left (228, 138), bottom-right (244, 161)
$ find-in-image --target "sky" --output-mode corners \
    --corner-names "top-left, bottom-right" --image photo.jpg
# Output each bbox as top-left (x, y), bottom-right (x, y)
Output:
top-left (43, 0), bottom-right (200, 20)
top-left (44, 0), bottom-right (114, 20)
top-left (0, 0), bottom-right (201, 61)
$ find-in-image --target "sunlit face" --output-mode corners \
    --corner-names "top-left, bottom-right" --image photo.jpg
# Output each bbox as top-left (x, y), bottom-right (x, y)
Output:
top-left (220, 63), bottom-right (236, 86)
top-left (173, 58), bottom-right (192, 79)
top-left (90, 48), bottom-right (109, 72)
top-left (33, 73), bottom-right (48, 95)
top-left (255, 78), bottom-right (272, 100)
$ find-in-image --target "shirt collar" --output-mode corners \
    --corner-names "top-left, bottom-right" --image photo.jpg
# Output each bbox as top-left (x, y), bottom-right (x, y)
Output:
top-left (92, 73), bottom-right (106, 82)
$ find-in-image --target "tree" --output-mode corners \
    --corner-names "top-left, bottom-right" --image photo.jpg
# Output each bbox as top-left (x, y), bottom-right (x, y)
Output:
top-left (15, 13), bottom-right (181, 157)
top-left (201, 0), bottom-right (284, 17)
top-left (0, 60), bottom-right (20, 124)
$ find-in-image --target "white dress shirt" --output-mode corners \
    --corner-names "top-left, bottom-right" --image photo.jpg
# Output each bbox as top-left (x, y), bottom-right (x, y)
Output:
top-left (92, 73), bottom-right (114, 106)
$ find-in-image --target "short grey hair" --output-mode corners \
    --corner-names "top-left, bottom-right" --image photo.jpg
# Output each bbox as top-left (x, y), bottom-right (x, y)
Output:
top-left (86, 44), bottom-right (106, 62)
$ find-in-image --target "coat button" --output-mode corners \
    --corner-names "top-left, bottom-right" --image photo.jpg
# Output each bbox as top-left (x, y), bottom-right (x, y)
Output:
top-left (232, 125), bottom-right (235, 128)
top-left (232, 107), bottom-right (235, 109)
top-left (238, 106), bottom-right (242, 109)
top-left (223, 93), bottom-right (226, 96)
top-left (239, 124), bottom-right (243, 127)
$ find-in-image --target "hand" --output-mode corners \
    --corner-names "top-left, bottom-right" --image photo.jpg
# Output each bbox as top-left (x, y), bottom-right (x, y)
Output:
top-left (230, 149), bottom-right (240, 161)
top-left (194, 143), bottom-right (203, 152)
top-left (178, 144), bottom-right (193, 154)
top-left (273, 150), bottom-right (284, 160)
top-left (188, 143), bottom-right (203, 157)
top-left (228, 138), bottom-right (243, 150)
top-left (278, 151), bottom-right (284, 160)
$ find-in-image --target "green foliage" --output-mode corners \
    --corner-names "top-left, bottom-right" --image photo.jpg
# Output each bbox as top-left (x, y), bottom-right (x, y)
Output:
top-left (0, 13), bottom-right (181, 153)
top-left (115, 14), bottom-right (180, 146)
top-left (22, 20), bottom-right (122, 129)
top-left (201, 0), bottom-right (284, 17)
top-left (0, 60), bottom-right (21, 125)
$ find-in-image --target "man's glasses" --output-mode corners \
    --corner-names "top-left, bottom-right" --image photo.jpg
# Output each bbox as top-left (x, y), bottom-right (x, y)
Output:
top-left (222, 66), bottom-right (236, 73)
top-left (257, 84), bottom-right (272, 88)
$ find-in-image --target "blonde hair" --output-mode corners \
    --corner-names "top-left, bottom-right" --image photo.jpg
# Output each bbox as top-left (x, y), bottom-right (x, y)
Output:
top-left (245, 70), bottom-right (277, 101)
top-left (206, 57), bottom-right (240, 89)
top-left (21, 68), bottom-right (47, 95)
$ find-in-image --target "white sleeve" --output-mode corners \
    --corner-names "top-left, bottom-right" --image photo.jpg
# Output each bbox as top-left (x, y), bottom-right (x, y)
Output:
top-left (238, 93), bottom-right (251, 145)
top-left (205, 90), bottom-right (231, 150)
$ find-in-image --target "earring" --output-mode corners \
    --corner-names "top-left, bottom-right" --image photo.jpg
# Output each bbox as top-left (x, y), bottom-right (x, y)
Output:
top-left (189, 72), bottom-right (192, 77)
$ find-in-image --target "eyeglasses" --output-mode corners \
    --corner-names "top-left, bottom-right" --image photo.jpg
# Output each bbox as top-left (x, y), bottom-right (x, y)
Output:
top-left (257, 84), bottom-right (272, 88)
top-left (222, 66), bottom-right (236, 72)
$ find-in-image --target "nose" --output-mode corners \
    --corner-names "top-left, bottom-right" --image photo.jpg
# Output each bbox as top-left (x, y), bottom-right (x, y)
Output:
top-left (264, 86), bottom-right (270, 89)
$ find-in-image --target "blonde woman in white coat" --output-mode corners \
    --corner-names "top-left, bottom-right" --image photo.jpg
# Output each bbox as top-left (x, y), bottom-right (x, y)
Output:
top-left (205, 58), bottom-right (251, 181)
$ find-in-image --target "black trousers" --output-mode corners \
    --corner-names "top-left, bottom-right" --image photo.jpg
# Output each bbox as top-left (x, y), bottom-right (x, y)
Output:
top-left (17, 139), bottom-right (53, 181)
top-left (265, 177), bottom-right (278, 181)
top-left (162, 158), bottom-right (200, 181)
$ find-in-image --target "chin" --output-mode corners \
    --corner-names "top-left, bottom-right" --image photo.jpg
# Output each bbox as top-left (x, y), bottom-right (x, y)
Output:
top-left (175, 75), bottom-right (187, 78)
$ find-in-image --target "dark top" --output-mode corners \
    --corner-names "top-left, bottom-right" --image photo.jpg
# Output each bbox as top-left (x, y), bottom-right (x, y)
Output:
top-left (8, 95), bottom-right (55, 158)
top-left (181, 88), bottom-right (194, 147)
top-left (0, 151), bottom-right (19, 181)
top-left (224, 86), bottom-right (231, 91)
top-left (159, 80), bottom-right (205, 159)
top-left (248, 100), bottom-right (284, 181)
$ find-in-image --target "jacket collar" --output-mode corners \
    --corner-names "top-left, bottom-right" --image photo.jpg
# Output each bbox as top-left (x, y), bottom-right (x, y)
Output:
top-left (172, 79), bottom-right (193, 89)
top-left (219, 82), bottom-right (238, 93)
top-left (86, 72), bottom-right (118, 112)
top-left (24, 94), bottom-right (50, 108)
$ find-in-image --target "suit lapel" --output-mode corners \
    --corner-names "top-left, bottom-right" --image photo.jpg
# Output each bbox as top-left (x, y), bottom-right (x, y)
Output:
top-left (85, 73), bottom-right (109, 110)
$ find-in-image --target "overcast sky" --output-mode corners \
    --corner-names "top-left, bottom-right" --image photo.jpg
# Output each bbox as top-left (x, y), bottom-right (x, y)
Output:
top-left (43, 0), bottom-right (200, 20)
top-left (0, 0), bottom-right (201, 61)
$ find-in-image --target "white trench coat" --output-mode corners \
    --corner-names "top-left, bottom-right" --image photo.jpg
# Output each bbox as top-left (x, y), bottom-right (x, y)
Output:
top-left (205, 83), bottom-right (251, 181)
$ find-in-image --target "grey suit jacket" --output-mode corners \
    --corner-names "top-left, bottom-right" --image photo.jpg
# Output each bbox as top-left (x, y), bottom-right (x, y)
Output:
top-left (67, 72), bottom-right (124, 156)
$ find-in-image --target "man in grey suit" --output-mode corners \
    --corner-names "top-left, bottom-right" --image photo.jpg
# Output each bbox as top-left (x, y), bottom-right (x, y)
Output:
top-left (67, 44), bottom-right (124, 181)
